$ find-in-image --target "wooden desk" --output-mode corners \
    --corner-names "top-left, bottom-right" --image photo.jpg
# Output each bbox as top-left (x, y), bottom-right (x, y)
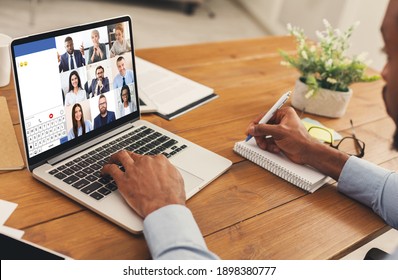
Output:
top-left (0, 36), bottom-right (394, 260)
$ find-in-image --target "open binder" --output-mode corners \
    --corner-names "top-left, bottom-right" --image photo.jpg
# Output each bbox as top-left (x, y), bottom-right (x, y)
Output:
top-left (135, 57), bottom-right (217, 120)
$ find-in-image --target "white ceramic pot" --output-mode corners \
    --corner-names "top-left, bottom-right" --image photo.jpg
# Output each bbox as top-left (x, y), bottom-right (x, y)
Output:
top-left (291, 78), bottom-right (353, 118)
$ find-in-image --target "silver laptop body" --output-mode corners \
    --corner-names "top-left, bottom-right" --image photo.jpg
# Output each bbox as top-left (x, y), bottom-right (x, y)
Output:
top-left (11, 16), bottom-right (231, 234)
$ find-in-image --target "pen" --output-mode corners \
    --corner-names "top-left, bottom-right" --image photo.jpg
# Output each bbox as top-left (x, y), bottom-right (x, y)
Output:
top-left (245, 91), bottom-right (291, 142)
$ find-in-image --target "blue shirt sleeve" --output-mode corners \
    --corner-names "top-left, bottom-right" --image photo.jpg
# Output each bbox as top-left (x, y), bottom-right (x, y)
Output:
top-left (338, 156), bottom-right (398, 228)
top-left (85, 120), bottom-right (92, 133)
top-left (67, 128), bottom-right (74, 140)
top-left (127, 70), bottom-right (134, 84)
top-left (114, 75), bottom-right (122, 89)
top-left (143, 204), bottom-right (219, 260)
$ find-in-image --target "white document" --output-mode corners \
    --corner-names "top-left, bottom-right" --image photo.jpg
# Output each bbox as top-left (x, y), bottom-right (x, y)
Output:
top-left (0, 225), bottom-right (24, 239)
top-left (135, 57), bottom-right (217, 119)
top-left (0, 199), bottom-right (18, 225)
top-left (0, 199), bottom-right (24, 238)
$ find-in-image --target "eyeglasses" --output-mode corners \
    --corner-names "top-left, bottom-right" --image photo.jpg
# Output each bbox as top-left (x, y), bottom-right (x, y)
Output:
top-left (307, 119), bottom-right (365, 158)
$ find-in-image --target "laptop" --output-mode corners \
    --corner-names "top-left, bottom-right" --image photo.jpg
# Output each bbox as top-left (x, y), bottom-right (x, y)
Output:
top-left (11, 16), bottom-right (232, 234)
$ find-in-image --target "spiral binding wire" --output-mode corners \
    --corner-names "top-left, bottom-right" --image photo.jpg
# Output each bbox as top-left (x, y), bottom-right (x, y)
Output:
top-left (234, 142), bottom-right (313, 191)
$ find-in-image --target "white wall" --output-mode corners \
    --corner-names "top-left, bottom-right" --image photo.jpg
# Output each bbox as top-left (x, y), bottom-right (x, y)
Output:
top-left (239, 0), bottom-right (389, 71)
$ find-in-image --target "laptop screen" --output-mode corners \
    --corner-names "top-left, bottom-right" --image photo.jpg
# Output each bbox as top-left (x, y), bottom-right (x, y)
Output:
top-left (11, 16), bottom-right (140, 169)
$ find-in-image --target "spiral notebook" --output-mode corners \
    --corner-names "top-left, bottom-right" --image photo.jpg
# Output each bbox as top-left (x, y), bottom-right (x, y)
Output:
top-left (233, 139), bottom-right (330, 193)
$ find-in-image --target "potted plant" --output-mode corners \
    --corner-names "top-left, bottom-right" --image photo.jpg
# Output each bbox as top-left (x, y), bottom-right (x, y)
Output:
top-left (279, 19), bottom-right (380, 118)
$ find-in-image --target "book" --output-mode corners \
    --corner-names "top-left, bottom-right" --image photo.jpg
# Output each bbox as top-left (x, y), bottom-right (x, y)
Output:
top-left (135, 57), bottom-right (218, 120)
top-left (0, 96), bottom-right (24, 170)
top-left (233, 138), bottom-right (330, 193)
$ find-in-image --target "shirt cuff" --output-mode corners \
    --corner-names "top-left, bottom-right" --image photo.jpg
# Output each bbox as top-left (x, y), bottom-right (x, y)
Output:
top-left (143, 204), bottom-right (218, 260)
top-left (338, 156), bottom-right (391, 209)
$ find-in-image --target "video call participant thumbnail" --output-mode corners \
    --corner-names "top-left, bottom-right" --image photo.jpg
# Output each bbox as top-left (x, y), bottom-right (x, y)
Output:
top-left (110, 23), bottom-right (131, 58)
top-left (88, 65), bottom-right (110, 98)
top-left (67, 103), bottom-right (93, 140)
top-left (119, 85), bottom-right (137, 117)
top-left (113, 56), bottom-right (134, 89)
top-left (88, 29), bottom-right (107, 64)
top-left (65, 70), bottom-right (87, 106)
top-left (58, 36), bottom-right (86, 72)
top-left (93, 94), bottom-right (116, 129)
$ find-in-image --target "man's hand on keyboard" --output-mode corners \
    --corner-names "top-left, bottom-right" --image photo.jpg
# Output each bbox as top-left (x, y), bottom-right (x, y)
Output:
top-left (101, 150), bottom-right (186, 218)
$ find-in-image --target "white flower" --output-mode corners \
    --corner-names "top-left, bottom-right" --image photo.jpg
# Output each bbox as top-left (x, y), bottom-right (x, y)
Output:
top-left (325, 37), bottom-right (332, 45)
top-left (356, 52), bottom-right (368, 62)
top-left (280, 61), bottom-right (290, 66)
top-left (292, 30), bottom-right (300, 37)
top-left (326, 77), bottom-right (337, 84)
top-left (343, 58), bottom-right (352, 65)
top-left (323, 19), bottom-right (331, 28)
top-left (316, 30), bottom-right (324, 40)
top-left (305, 89), bottom-right (314, 99)
top-left (325, 58), bottom-right (333, 67)
top-left (298, 39), bottom-right (306, 49)
top-left (310, 45), bottom-right (316, 52)
top-left (301, 50), bottom-right (308, 60)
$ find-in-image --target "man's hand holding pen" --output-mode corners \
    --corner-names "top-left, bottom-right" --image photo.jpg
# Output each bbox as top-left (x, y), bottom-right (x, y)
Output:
top-left (246, 106), bottom-right (318, 165)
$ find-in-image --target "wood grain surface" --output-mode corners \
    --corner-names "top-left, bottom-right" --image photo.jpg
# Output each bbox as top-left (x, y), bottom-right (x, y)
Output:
top-left (0, 36), bottom-right (393, 259)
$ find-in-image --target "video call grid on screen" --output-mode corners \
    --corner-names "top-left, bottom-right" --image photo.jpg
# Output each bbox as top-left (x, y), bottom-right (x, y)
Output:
top-left (13, 20), bottom-right (138, 159)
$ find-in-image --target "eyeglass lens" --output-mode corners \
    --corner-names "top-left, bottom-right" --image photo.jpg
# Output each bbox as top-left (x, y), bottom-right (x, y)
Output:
top-left (308, 127), bottom-right (333, 143)
top-left (307, 126), bottom-right (365, 157)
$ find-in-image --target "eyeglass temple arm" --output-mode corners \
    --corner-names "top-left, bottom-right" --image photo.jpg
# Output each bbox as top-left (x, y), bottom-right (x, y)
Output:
top-left (299, 107), bottom-right (306, 119)
top-left (350, 119), bottom-right (362, 155)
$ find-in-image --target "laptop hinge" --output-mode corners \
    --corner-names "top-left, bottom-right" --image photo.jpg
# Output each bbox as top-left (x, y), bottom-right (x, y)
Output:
top-left (47, 122), bottom-right (135, 166)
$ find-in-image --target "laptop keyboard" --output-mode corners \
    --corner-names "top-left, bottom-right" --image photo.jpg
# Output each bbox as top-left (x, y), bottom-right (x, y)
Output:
top-left (48, 125), bottom-right (188, 201)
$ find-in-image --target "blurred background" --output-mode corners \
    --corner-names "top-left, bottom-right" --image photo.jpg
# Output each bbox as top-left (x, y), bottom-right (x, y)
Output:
top-left (0, 0), bottom-right (389, 71)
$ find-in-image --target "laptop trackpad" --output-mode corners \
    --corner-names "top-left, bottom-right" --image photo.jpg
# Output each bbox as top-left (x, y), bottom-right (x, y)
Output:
top-left (176, 167), bottom-right (204, 195)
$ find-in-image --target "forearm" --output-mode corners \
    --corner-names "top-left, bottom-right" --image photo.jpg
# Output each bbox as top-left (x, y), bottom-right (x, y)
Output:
top-left (338, 156), bottom-right (398, 228)
top-left (302, 141), bottom-right (349, 180)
